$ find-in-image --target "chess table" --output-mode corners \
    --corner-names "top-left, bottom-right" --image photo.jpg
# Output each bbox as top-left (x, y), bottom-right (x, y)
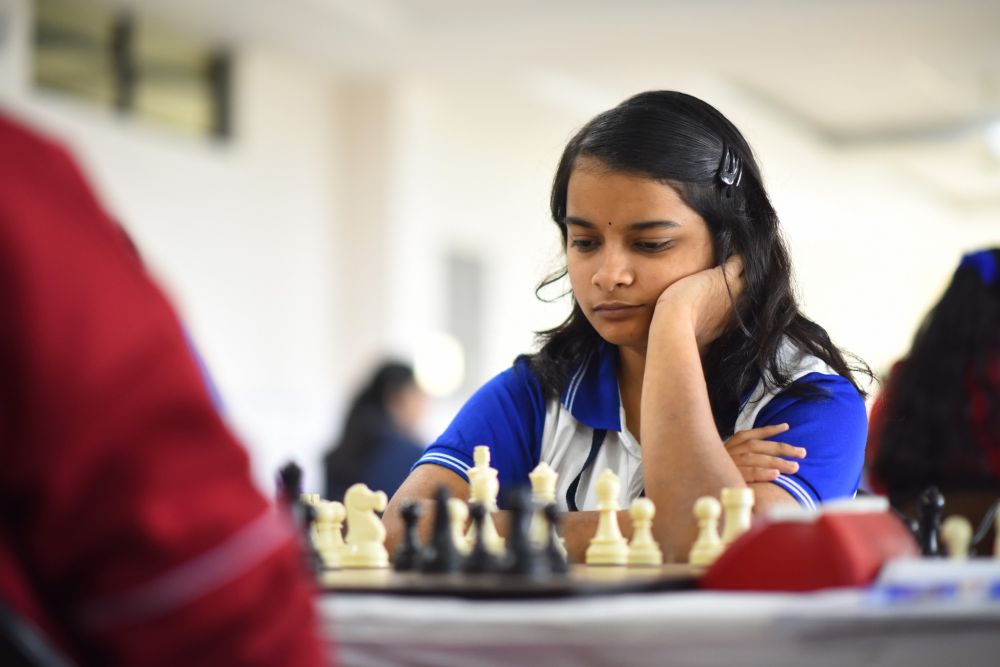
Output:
top-left (318, 560), bottom-right (1000, 667)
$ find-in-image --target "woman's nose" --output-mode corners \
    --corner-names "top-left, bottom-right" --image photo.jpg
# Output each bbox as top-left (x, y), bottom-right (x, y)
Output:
top-left (592, 247), bottom-right (634, 291)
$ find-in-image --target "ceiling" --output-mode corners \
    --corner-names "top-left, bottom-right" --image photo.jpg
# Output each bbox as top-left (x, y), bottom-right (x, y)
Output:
top-left (114, 0), bottom-right (1000, 209)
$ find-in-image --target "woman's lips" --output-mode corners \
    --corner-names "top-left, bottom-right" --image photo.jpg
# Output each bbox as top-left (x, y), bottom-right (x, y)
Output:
top-left (593, 303), bottom-right (642, 320)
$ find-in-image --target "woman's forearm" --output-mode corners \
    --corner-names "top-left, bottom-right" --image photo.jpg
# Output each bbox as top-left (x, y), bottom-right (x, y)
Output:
top-left (640, 307), bottom-right (745, 561)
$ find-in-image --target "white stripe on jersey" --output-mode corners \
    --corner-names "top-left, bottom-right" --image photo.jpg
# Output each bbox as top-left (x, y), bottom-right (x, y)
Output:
top-left (420, 453), bottom-right (471, 473)
top-left (774, 474), bottom-right (817, 509)
top-left (565, 349), bottom-right (593, 413)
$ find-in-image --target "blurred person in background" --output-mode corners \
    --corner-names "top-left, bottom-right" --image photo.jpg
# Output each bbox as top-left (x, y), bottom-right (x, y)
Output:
top-left (0, 111), bottom-right (327, 666)
top-left (323, 361), bottom-right (427, 502)
top-left (868, 248), bottom-right (1000, 506)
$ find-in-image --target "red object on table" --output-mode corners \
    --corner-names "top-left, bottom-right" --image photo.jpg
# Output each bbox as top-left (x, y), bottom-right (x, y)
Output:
top-left (700, 510), bottom-right (920, 592)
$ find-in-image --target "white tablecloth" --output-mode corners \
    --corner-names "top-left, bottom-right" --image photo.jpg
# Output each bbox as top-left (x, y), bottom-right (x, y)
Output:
top-left (320, 583), bottom-right (1000, 667)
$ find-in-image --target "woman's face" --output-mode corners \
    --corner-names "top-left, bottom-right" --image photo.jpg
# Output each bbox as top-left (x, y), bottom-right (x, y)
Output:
top-left (388, 383), bottom-right (428, 436)
top-left (565, 157), bottom-right (715, 351)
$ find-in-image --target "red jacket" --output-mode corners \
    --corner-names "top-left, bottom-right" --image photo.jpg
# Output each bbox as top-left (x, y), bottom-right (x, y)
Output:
top-left (0, 112), bottom-right (327, 665)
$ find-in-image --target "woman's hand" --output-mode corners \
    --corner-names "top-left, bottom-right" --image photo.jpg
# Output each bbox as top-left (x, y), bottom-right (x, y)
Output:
top-left (654, 255), bottom-right (744, 350)
top-left (724, 423), bottom-right (806, 483)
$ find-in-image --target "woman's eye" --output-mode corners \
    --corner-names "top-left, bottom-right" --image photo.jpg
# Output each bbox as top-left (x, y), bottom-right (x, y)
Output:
top-left (636, 240), bottom-right (673, 252)
top-left (570, 238), bottom-right (598, 251)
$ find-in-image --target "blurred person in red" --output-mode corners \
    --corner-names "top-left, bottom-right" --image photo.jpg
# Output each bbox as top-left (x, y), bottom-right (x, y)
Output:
top-left (867, 249), bottom-right (1000, 505)
top-left (0, 111), bottom-right (328, 665)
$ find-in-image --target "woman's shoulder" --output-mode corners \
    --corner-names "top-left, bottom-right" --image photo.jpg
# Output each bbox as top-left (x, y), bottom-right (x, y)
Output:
top-left (736, 337), bottom-right (865, 432)
top-left (774, 338), bottom-right (839, 382)
top-left (459, 356), bottom-right (549, 413)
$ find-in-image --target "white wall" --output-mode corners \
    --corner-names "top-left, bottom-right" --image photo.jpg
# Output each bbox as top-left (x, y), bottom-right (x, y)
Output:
top-left (0, 0), bottom-right (343, 491)
top-left (2, 0), bottom-right (997, 495)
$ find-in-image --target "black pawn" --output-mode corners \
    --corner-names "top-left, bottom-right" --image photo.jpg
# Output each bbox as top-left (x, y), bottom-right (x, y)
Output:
top-left (464, 503), bottom-right (500, 574)
top-left (504, 487), bottom-right (549, 579)
top-left (421, 486), bottom-right (462, 573)
top-left (277, 461), bottom-right (303, 507)
top-left (276, 461), bottom-right (323, 573)
top-left (918, 486), bottom-right (945, 557)
top-left (393, 502), bottom-right (424, 572)
top-left (543, 503), bottom-right (569, 575)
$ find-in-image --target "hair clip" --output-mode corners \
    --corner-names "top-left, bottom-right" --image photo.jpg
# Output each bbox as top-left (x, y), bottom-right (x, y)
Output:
top-left (718, 147), bottom-right (743, 198)
top-left (958, 249), bottom-right (999, 287)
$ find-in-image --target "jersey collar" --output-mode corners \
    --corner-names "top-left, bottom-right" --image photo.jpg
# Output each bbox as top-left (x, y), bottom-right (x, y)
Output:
top-left (559, 341), bottom-right (622, 432)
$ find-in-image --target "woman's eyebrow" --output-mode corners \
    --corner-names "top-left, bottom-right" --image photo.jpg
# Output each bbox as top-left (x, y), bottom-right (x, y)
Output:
top-left (563, 216), bottom-right (595, 229)
top-left (563, 216), bottom-right (681, 230)
top-left (629, 220), bottom-right (682, 230)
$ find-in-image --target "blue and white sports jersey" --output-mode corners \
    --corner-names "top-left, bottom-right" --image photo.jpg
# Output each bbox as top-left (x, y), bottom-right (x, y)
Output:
top-left (415, 340), bottom-right (867, 511)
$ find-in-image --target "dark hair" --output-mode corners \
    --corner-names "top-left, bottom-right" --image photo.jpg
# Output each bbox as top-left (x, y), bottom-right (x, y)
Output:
top-left (528, 90), bottom-right (868, 437)
top-left (873, 249), bottom-right (1000, 501)
top-left (324, 361), bottom-right (416, 488)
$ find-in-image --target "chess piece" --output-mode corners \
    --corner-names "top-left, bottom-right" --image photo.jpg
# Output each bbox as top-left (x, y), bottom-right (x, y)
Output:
top-left (940, 515), bottom-right (973, 560)
top-left (688, 496), bottom-right (724, 568)
top-left (466, 445), bottom-right (504, 555)
top-left (627, 498), bottom-right (663, 566)
top-left (314, 499), bottom-right (347, 569)
top-left (277, 461), bottom-right (323, 573)
top-left (301, 493), bottom-right (323, 549)
top-left (422, 486), bottom-right (463, 573)
top-left (543, 504), bottom-right (570, 574)
top-left (917, 486), bottom-right (945, 557)
top-left (277, 462), bottom-right (302, 504)
top-left (995, 505), bottom-right (1000, 560)
top-left (467, 445), bottom-right (497, 507)
top-left (464, 503), bottom-right (500, 574)
top-left (448, 497), bottom-right (471, 555)
top-left (341, 483), bottom-right (390, 569)
top-left (891, 506), bottom-right (920, 542)
top-left (968, 499), bottom-right (1000, 557)
top-left (585, 469), bottom-right (628, 565)
top-left (504, 487), bottom-right (549, 579)
top-left (720, 487), bottom-right (754, 546)
top-left (393, 502), bottom-right (423, 572)
top-left (529, 461), bottom-right (558, 547)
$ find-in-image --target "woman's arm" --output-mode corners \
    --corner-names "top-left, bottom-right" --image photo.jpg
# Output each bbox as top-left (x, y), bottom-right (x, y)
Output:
top-left (640, 258), bottom-right (796, 561)
top-left (383, 464), bottom-right (472, 554)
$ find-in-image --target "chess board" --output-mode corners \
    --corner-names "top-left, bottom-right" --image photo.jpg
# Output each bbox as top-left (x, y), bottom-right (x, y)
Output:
top-left (319, 563), bottom-right (700, 599)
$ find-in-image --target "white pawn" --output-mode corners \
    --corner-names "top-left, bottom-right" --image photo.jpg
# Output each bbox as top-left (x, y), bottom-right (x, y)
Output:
top-left (529, 461), bottom-right (558, 546)
top-left (447, 497), bottom-right (471, 555)
top-left (995, 508), bottom-right (1000, 561)
top-left (299, 493), bottom-right (325, 549)
top-left (585, 469), bottom-right (628, 565)
top-left (341, 483), bottom-right (389, 569)
top-left (688, 496), bottom-right (724, 568)
top-left (720, 487), bottom-right (754, 546)
top-left (627, 498), bottom-right (663, 566)
top-left (941, 515), bottom-right (973, 560)
top-left (466, 445), bottom-right (504, 555)
top-left (314, 500), bottom-right (347, 569)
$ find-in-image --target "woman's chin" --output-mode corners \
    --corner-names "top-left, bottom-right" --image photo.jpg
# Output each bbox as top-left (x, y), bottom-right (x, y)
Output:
top-left (592, 325), bottom-right (648, 349)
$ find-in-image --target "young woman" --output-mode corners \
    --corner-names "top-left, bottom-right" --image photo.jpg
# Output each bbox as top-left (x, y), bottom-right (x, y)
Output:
top-left (324, 361), bottom-right (428, 501)
top-left (384, 91), bottom-right (869, 561)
